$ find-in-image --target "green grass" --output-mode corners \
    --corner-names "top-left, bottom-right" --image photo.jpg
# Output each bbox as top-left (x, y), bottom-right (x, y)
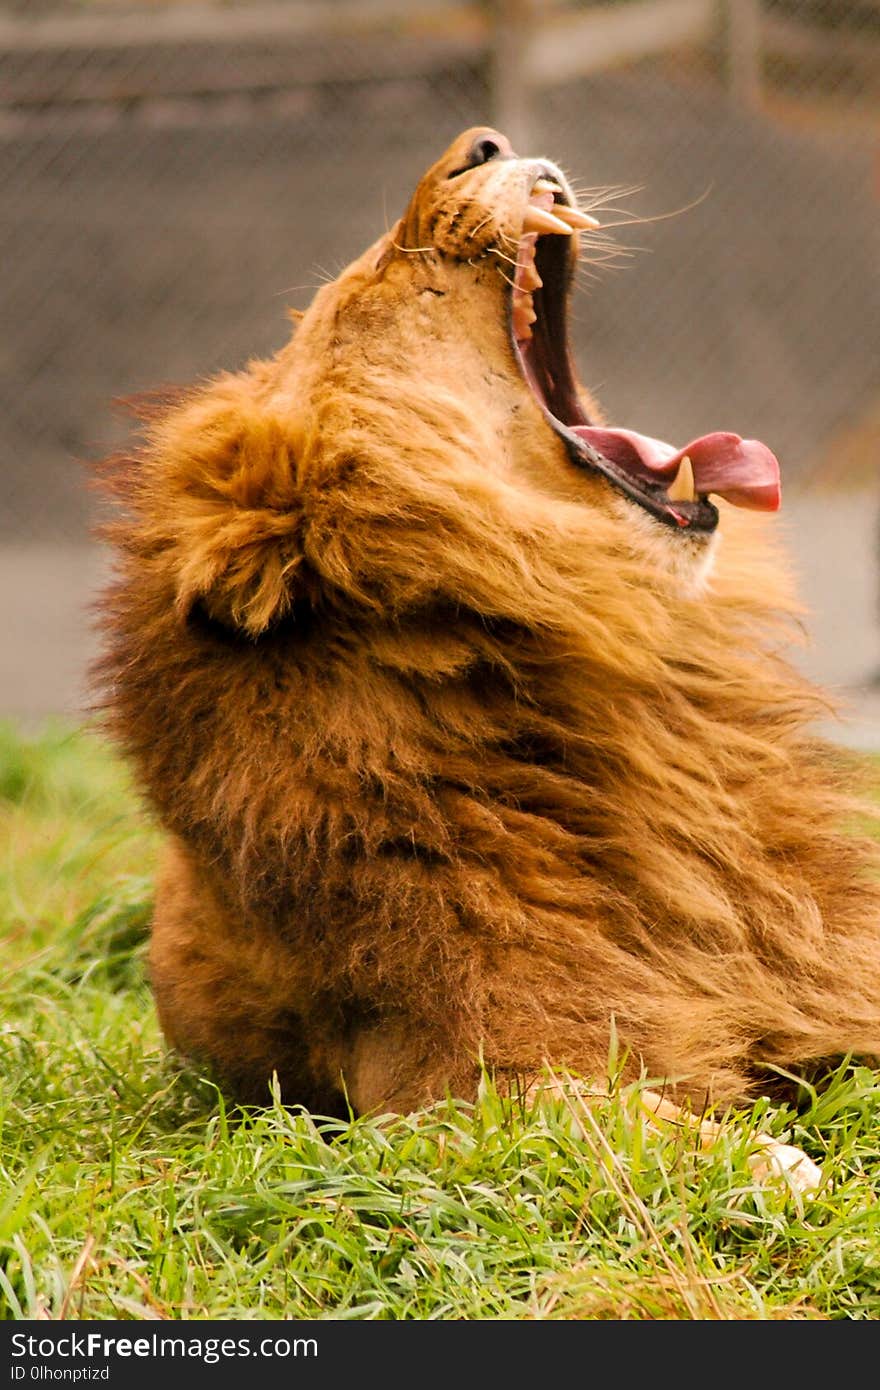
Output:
top-left (2, 724), bottom-right (880, 1321)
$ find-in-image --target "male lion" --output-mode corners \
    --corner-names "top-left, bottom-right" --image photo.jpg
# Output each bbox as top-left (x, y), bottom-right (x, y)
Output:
top-left (97, 129), bottom-right (880, 1182)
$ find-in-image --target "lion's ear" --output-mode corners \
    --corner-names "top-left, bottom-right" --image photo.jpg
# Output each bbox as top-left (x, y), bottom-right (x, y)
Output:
top-left (143, 377), bottom-right (310, 639)
top-left (179, 514), bottom-right (309, 639)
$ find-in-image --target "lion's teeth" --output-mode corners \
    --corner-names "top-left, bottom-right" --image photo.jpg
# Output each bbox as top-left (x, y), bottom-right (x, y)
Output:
top-left (513, 295), bottom-right (536, 321)
top-left (667, 455), bottom-right (696, 504)
top-left (512, 291), bottom-right (537, 341)
top-left (519, 263), bottom-right (542, 290)
top-left (522, 206), bottom-right (573, 236)
top-left (530, 182), bottom-right (601, 230)
top-left (552, 205), bottom-right (601, 230)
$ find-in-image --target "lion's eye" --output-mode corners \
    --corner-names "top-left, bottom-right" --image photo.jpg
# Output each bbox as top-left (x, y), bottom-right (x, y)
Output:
top-left (447, 136), bottom-right (504, 179)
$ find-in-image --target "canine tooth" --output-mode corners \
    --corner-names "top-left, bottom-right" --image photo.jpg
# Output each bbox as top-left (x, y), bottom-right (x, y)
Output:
top-left (553, 205), bottom-right (601, 230)
top-left (530, 181), bottom-right (601, 229)
top-left (666, 455), bottom-right (696, 504)
top-left (522, 206), bottom-right (573, 236)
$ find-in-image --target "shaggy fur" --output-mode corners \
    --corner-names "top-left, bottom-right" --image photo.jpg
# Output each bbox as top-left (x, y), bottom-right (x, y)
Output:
top-left (96, 128), bottom-right (880, 1118)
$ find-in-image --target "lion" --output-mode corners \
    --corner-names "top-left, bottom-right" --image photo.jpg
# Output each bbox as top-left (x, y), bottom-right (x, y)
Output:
top-left (96, 128), bottom-right (880, 1187)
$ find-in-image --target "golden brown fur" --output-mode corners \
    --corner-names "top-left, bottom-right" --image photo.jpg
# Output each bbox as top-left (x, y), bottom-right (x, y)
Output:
top-left (96, 128), bottom-right (880, 1119)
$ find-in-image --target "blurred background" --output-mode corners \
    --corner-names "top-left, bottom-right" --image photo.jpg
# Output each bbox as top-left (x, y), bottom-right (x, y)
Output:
top-left (1, 0), bottom-right (878, 742)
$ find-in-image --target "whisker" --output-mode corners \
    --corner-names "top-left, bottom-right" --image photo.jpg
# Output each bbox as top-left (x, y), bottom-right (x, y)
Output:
top-left (389, 237), bottom-right (435, 254)
top-left (577, 230), bottom-right (624, 248)
top-left (579, 233), bottom-right (642, 257)
top-left (582, 205), bottom-right (649, 220)
top-left (470, 212), bottom-right (495, 238)
top-left (309, 263), bottom-right (344, 287)
top-left (590, 188), bottom-right (714, 231)
top-left (273, 283), bottom-right (327, 298)
top-left (576, 259), bottom-right (634, 279)
top-left (496, 229), bottom-right (521, 253)
top-left (580, 248), bottom-right (637, 265)
top-left (574, 184), bottom-right (646, 210)
top-left (580, 183), bottom-right (645, 198)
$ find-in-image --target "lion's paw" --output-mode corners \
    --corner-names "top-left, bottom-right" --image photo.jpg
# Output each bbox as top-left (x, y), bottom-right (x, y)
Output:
top-left (749, 1136), bottom-right (822, 1195)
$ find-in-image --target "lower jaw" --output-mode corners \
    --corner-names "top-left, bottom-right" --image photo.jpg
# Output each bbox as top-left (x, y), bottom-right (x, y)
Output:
top-left (512, 338), bottom-right (719, 538)
top-left (548, 415), bottom-right (721, 537)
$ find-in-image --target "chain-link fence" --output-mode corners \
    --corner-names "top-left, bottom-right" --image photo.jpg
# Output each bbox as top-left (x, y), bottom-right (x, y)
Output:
top-left (2, 0), bottom-right (878, 545)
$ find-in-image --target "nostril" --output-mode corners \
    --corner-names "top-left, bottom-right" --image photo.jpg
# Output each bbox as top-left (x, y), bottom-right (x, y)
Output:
top-left (446, 131), bottom-right (512, 179)
top-left (470, 137), bottom-right (501, 166)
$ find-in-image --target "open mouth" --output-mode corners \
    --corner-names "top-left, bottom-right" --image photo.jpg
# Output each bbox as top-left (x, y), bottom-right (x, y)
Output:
top-left (509, 175), bottom-right (781, 534)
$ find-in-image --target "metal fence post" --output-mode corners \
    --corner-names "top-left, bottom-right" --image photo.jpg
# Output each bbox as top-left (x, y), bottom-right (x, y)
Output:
top-left (489, 0), bottom-right (536, 151)
top-left (724, 0), bottom-right (762, 109)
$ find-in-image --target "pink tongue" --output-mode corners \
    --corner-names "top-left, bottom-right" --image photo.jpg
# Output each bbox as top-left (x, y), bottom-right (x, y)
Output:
top-left (571, 426), bottom-right (781, 512)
